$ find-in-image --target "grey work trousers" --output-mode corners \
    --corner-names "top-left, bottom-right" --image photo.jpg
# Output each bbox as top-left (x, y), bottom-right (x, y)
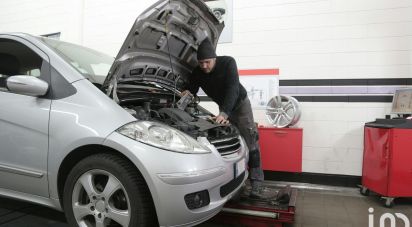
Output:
top-left (228, 97), bottom-right (264, 182)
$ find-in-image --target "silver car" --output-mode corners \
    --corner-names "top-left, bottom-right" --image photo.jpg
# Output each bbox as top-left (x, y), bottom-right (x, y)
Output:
top-left (0, 0), bottom-right (248, 226)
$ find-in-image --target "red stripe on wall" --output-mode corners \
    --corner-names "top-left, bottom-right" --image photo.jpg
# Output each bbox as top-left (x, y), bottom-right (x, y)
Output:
top-left (238, 69), bottom-right (279, 76)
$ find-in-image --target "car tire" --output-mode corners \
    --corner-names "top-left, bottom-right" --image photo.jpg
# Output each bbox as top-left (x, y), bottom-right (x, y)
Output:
top-left (63, 153), bottom-right (157, 227)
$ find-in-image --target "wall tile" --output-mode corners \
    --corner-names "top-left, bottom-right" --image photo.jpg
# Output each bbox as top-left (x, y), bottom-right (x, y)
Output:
top-left (302, 160), bottom-right (326, 173)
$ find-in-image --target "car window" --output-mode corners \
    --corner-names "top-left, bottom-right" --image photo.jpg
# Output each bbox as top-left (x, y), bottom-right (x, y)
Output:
top-left (40, 37), bottom-right (114, 85)
top-left (0, 39), bottom-right (44, 89)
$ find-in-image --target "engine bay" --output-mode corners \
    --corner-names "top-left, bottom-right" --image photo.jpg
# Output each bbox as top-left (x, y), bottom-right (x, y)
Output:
top-left (116, 84), bottom-right (239, 142)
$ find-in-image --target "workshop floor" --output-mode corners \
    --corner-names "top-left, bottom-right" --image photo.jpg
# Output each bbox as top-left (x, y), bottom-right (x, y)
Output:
top-left (283, 188), bottom-right (412, 227)
top-left (0, 182), bottom-right (411, 227)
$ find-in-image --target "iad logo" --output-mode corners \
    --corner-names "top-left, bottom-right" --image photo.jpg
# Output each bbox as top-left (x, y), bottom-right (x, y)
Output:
top-left (369, 208), bottom-right (410, 227)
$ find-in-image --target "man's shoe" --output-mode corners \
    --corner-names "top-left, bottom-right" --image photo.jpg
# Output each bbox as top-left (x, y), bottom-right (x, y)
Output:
top-left (249, 181), bottom-right (263, 199)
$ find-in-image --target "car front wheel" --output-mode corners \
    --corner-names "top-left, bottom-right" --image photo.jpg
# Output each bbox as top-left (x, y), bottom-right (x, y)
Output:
top-left (63, 153), bottom-right (157, 227)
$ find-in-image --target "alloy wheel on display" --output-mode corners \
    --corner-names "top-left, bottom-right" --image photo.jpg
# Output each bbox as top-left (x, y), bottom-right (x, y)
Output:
top-left (266, 95), bottom-right (301, 128)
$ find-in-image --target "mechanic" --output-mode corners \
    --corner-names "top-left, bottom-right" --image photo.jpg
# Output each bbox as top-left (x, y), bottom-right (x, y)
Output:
top-left (182, 39), bottom-right (264, 198)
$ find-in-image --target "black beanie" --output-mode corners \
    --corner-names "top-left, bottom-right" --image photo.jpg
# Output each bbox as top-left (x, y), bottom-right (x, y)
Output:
top-left (197, 39), bottom-right (216, 60)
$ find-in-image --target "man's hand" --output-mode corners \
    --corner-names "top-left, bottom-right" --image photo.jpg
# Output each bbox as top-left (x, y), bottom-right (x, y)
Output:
top-left (180, 90), bottom-right (192, 97)
top-left (212, 115), bottom-right (229, 124)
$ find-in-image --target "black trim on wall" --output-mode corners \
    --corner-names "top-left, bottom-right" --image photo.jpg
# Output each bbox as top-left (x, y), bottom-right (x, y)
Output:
top-left (264, 171), bottom-right (361, 188)
top-left (279, 78), bottom-right (412, 86)
top-left (198, 78), bottom-right (408, 103)
top-left (201, 94), bottom-right (393, 103)
top-left (201, 95), bottom-right (393, 102)
top-left (368, 79), bottom-right (410, 86)
top-left (279, 78), bottom-right (411, 102)
top-left (331, 79), bottom-right (368, 86)
top-left (293, 95), bottom-right (393, 103)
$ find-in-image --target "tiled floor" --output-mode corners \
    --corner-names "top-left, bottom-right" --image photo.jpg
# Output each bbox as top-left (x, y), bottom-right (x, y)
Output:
top-left (0, 183), bottom-right (411, 227)
top-left (289, 188), bottom-right (412, 227)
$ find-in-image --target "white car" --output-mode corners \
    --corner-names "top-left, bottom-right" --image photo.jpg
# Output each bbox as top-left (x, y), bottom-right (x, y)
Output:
top-left (0, 0), bottom-right (248, 226)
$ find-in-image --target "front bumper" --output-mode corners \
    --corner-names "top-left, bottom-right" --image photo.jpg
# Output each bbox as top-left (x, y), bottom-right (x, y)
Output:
top-left (103, 132), bottom-right (248, 227)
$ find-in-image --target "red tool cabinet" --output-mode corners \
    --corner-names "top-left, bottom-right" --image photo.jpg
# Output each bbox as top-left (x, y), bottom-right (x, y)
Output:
top-left (362, 120), bottom-right (412, 207)
top-left (258, 127), bottom-right (303, 173)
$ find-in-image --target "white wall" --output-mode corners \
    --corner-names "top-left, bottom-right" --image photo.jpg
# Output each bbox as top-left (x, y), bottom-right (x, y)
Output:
top-left (1, 0), bottom-right (411, 176)
top-left (0, 0), bottom-right (157, 55)
top-left (0, 0), bottom-right (87, 45)
top-left (219, 0), bottom-right (412, 176)
top-left (82, 0), bottom-right (157, 56)
top-left (221, 0), bottom-right (412, 79)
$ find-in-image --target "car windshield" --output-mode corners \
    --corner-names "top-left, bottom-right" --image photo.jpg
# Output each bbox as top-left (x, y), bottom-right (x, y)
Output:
top-left (39, 37), bottom-right (114, 84)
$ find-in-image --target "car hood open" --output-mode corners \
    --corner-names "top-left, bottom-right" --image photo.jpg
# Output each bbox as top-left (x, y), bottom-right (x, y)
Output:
top-left (103, 0), bottom-right (224, 94)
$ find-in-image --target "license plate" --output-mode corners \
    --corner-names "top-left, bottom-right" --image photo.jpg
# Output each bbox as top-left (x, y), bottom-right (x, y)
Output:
top-left (234, 159), bottom-right (245, 178)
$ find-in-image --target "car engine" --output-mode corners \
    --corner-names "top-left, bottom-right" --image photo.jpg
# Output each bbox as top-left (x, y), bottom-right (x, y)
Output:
top-left (103, 74), bottom-right (242, 156)
top-left (111, 84), bottom-right (241, 156)
top-left (122, 97), bottom-right (238, 141)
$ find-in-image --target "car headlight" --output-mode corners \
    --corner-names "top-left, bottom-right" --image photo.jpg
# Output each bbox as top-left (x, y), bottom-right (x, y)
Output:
top-left (117, 121), bottom-right (211, 154)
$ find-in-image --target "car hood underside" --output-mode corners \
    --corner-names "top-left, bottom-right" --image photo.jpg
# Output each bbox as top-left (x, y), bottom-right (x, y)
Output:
top-left (103, 0), bottom-right (224, 94)
top-left (98, 0), bottom-right (242, 151)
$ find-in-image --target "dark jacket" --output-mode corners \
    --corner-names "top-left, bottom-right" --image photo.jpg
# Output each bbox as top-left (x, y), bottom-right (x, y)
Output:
top-left (186, 56), bottom-right (247, 117)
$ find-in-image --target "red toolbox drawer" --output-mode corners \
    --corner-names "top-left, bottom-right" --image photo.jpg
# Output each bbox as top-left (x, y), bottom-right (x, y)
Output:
top-left (258, 127), bottom-right (303, 172)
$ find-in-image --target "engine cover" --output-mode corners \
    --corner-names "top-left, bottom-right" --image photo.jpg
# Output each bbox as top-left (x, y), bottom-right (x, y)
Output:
top-left (158, 108), bottom-right (238, 140)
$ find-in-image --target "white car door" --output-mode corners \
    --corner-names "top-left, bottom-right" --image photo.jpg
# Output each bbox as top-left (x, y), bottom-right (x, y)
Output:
top-left (0, 36), bottom-right (50, 197)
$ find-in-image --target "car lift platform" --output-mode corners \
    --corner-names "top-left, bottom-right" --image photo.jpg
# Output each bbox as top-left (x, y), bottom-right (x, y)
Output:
top-left (210, 184), bottom-right (297, 227)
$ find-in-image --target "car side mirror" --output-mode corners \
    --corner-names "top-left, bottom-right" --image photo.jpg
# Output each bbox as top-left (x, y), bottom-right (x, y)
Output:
top-left (6, 75), bottom-right (49, 97)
